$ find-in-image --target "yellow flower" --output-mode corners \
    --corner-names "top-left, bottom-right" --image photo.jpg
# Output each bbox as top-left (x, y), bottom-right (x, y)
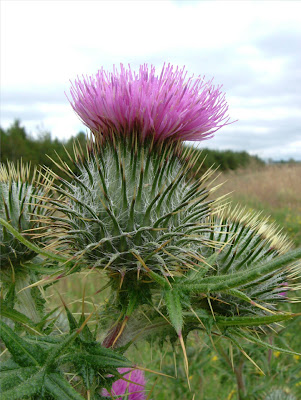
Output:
top-left (211, 355), bottom-right (218, 362)
top-left (293, 355), bottom-right (300, 361)
top-left (273, 351), bottom-right (281, 358)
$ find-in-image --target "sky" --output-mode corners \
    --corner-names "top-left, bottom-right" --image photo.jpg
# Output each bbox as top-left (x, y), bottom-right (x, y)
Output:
top-left (1, 0), bottom-right (301, 160)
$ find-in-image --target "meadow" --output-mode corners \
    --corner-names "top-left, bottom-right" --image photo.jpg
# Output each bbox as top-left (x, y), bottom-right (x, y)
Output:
top-left (215, 162), bottom-right (301, 246)
top-left (52, 162), bottom-right (301, 400)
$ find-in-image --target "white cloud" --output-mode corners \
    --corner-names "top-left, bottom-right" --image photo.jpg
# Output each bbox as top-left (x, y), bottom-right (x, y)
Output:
top-left (1, 0), bottom-right (301, 159)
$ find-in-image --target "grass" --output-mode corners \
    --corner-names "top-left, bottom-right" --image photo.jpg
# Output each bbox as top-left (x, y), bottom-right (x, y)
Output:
top-left (50, 162), bottom-right (301, 400)
top-left (214, 162), bottom-right (301, 246)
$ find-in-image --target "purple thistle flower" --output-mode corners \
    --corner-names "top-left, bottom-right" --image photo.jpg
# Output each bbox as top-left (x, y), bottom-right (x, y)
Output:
top-left (69, 63), bottom-right (231, 142)
top-left (102, 368), bottom-right (146, 400)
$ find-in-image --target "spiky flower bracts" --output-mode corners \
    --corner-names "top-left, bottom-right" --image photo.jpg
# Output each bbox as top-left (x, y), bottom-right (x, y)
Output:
top-left (47, 134), bottom-right (219, 309)
top-left (0, 161), bottom-right (53, 271)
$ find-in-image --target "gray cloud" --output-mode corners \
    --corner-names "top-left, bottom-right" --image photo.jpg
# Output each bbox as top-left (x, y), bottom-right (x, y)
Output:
top-left (1, 21), bottom-right (300, 161)
top-left (1, 88), bottom-right (67, 106)
top-left (202, 121), bottom-right (300, 160)
top-left (1, 108), bottom-right (47, 122)
top-left (256, 29), bottom-right (301, 58)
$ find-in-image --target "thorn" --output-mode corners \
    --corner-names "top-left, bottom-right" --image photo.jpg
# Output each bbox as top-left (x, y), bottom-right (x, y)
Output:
top-left (77, 311), bottom-right (94, 334)
top-left (119, 270), bottom-right (125, 289)
top-left (179, 332), bottom-right (191, 391)
top-left (112, 316), bottom-right (129, 348)
top-left (136, 366), bottom-right (175, 379)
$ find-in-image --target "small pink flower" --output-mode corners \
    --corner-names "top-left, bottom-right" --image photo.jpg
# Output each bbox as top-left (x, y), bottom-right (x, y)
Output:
top-left (102, 368), bottom-right (146, 400)
top-left (69, 63), bottom-right (231, 142)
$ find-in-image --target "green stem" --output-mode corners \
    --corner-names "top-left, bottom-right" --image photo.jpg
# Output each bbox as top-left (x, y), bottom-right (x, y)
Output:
top-left (235, 360), bottom-right (247, 400)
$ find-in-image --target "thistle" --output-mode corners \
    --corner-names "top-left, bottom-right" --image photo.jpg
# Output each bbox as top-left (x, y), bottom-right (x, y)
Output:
top-left (46, 64), bottom-right (301, 359)
top-left (2, 64), bottom-right (300, 400)
top-left (0, 161), bottom-right (53, 321)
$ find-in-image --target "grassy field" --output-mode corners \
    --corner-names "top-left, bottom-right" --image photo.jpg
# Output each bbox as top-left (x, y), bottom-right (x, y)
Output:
top-left (51, 162), bottom-right (301, 400)
top-left (214, 162), bottom-right (301, 246)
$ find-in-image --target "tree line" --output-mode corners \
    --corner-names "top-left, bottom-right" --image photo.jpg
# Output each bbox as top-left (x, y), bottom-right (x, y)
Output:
top-left (1, 120), bottom-right (264, 177)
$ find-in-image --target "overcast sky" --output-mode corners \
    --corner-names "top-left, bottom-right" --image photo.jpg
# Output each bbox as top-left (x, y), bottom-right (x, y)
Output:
top-left (1, 0), bottom-right (301, 160)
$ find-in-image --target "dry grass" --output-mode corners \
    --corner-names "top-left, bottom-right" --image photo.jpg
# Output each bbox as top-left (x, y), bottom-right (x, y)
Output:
top-left (216, 162), bottom-right (301, 210)
top-left (214, 162), bottom-right (301, 246)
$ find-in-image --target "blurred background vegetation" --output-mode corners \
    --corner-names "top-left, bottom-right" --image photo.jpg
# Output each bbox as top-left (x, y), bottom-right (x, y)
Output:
top-left (0, 120), bottom-right (87, 176)
top-left (1, 119), bottom-right (300, 399)
top-left (1, 119), bottom-right (264, 176)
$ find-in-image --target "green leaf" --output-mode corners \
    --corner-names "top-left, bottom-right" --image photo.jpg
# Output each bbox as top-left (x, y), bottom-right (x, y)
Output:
top-left (45, 330), bottom-right (79, 369)
top-left (3, 282), bottom-right (16, 308)
top-left (164, 288), bottom-right (183, 335)
top-left (0, 369), bottom-right (44, 400)
top-left (78, 313), bottom-right (94, 342)
top-left (0, 302), bottom-right (37, 329)
top-left (231, 329), bottom-right (301, 356)
top-left (0, 365), bottom-right (39, 391)
top-left (220, 288), bottom-right (253, 304)
top-left (216, 313), bottom-right (295, 327)
top-left (64, 304), bottom-right (79, 332)
top-left (60, 351), bottom-right (132, 369)
top-left (34, 307), bottom-right (60, 331)
top-left (45, 373), bottom-right (86, 400)
top-left (178, 247), bottom-right (301, 293)
top-left (84, 342), bottom-right (129, 361)
top-left (187, 251), bottom-right (220, 281)
top-left (0, 320), bottom-right (45, 366)
top-left (78, 362), bottom-right (95, 391)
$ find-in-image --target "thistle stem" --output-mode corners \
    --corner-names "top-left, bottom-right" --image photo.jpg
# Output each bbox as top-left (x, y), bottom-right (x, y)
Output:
top-left (235, 360), bottom-right (247, 400)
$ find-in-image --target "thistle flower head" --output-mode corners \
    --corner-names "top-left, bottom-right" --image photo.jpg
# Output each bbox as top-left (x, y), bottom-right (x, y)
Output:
top-left (102, 368), bottom-right (146, 400)
top-left (0, 161), bottom-right (52, 271)
top-left (198, 205), bottom-right (297, 315)
top-left (69, 63), bottom-right (231, 142)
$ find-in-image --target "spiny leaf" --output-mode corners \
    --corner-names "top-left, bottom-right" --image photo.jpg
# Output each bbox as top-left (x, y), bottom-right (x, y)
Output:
top-left (0, 365), bottom-right (39, 392)
top-left (164, 288), bottom-right (183, 335)
top-left (59, 353), bottom-right (132, 369)
top-left (216, 313), bottom-right (296, 327)
top-left (45, 329), bottom-right (79, 369)
top-left (0, 369), bottom-right (44, 400)
top-left (231, 329), bottom-right (301, 356)
top-left (0, 302), bottom-right (38, 331)
top-left (62, 301), bottom-right (78, 332)
top-left (177, 247), bottom-right (301, 292)
top-left (3, 282), bottom-right (15, 308)
top-left (0, 320), bottom-right (45, 366)
top-left (45, 373), bottom-right (86, 400)
top-left (34, 306), bottom-right (60, 331)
